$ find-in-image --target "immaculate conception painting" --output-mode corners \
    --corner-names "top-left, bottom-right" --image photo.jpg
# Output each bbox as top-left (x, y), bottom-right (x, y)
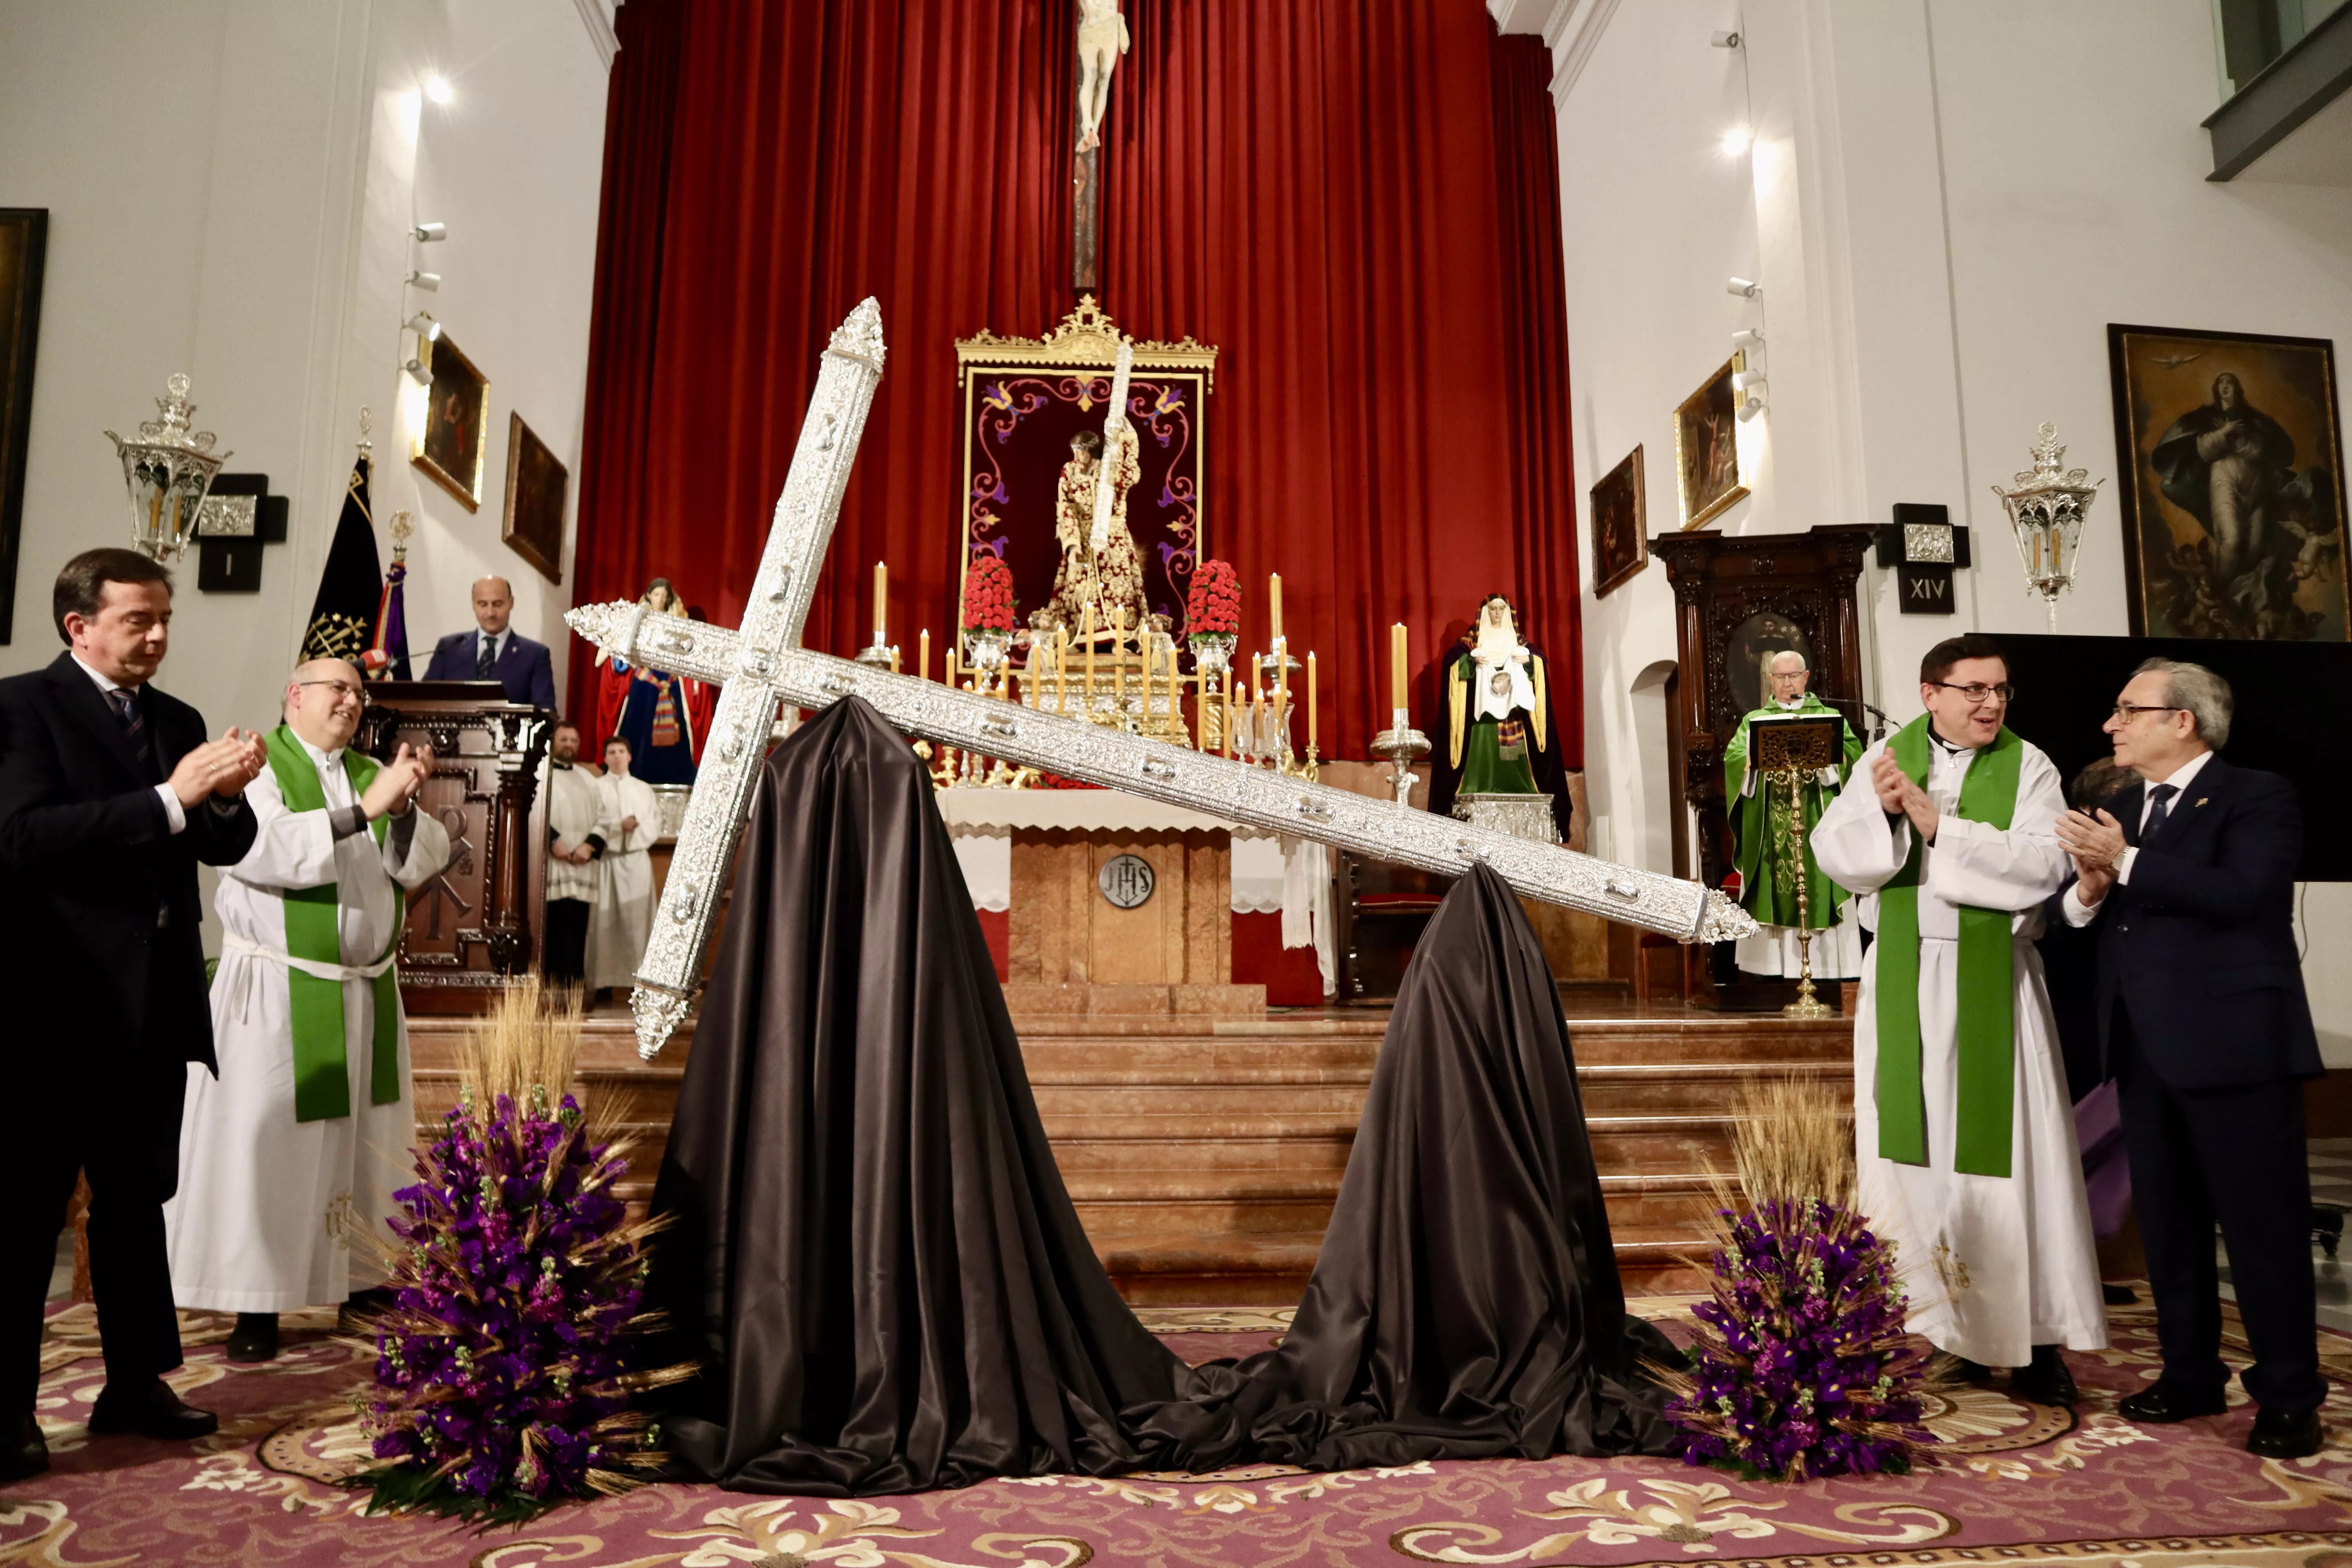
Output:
top-left (2109, 323), bottom-right (2347, 641)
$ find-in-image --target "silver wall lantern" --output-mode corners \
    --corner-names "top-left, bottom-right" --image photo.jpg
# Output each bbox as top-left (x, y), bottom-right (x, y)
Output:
top-left (106, 372), bottom-right (231, 561)
top-left (1991, 421), bottom-right (2101, 632)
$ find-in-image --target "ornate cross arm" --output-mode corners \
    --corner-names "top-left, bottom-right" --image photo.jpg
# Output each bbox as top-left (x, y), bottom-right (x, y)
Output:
top-left (568, 600), bottom-right (1755, 1045)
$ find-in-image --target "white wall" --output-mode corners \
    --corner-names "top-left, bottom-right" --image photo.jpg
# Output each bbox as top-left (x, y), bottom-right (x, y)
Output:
top-left (0, 0), bottom-right (610, 735)
top-left (1551, 0), bottom-right (2352, 1054)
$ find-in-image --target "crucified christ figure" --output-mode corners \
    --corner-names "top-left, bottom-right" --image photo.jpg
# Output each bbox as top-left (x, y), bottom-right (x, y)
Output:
top-left (1076, 0), bottom-right (1129, 152)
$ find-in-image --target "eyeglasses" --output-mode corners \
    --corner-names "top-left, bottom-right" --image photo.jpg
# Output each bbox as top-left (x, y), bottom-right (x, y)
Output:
top-left (295, 680), bottom-right (368, 707)
top-left (2109, 702), bottom-right (2180, 723)
top-left (1930, 681), bottom-right (2015, 706)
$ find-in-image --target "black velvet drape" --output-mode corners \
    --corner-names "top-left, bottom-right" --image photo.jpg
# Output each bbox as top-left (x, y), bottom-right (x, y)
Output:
top-left (643, 698), bottom-right (1214, 1494)
top-left (646, 702), bottom-right (1672, 1494)
top-left (1131, 863), bottom-right (1679, 1469)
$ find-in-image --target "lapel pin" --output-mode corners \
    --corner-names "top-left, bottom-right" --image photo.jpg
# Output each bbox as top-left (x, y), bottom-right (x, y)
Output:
top-left (2196, 797), bottom-right (2208, 807)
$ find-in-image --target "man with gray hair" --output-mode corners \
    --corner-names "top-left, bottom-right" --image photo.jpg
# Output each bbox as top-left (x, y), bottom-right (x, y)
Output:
top-left (2055, 658), bottom-right (2323, 1459)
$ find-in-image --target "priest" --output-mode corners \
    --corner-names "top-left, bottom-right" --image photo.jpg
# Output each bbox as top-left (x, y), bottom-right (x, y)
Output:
top-left (586, 734), bottom-right (660, 996)
top-left (1721, 650), bottom-right (1864, 980)
top-left (1810, 634), bottom-right (2104, 1405)
top-left (165, 658), bottom-right (449, 1363)
top-left (539, 719), bottom-right (601, 987)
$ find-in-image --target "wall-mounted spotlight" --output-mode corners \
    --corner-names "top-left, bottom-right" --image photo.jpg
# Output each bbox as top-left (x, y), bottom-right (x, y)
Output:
top-left (1711, 30), bottom-right (1742, 49)
top-left (423, 76), bottom-right (454, 105)
top-left (1720, 126), bottom-right (1753, 156)
top-left (1735, 374), bottom-right (1768, 422)
top-left (1726, 277), bottom-right (1761, 299)
top-left (407, 270), bottom-right (441, 292)
top-left (412, 222), bottom-right (446, 243)
top-left (1731, 327), bottom-right (1764, 350)
top-left (404, 355), bottom-right (435, 387)
top-left (1732, 370), bottom-right (1767, 393)
top-left (405, 312), bottom-right (441, 342)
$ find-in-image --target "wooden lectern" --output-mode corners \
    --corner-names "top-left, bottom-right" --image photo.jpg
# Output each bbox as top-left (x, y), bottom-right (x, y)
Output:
top-left (356, 680), bottom-right (552, 1014)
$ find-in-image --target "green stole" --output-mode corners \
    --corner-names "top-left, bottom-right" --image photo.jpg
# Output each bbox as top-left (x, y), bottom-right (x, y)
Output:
top-left (263, 726), bottom-right (401, 1124)
top-left (1874, 715), bottom-right (2022, 1178)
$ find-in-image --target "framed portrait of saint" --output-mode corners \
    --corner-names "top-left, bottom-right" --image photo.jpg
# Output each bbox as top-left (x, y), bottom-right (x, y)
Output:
top-left (1674, 354), bottom-right (1747, 530)
top-left (501, 412), bottom-right (566, 584)
top-left (2109, 323), bottom-right (2347, 641)
top-left (412, 332), bottom-right (489, 510)
top-left (1589, 445), bottom-right (1646, 597)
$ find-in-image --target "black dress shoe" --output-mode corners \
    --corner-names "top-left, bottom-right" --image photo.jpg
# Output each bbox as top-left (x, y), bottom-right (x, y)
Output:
top-left (2012, 1345), bottom-right (2079, 1407)
top-left (225, 1312), bottom-right (278, 1364)
top-left (1944, 1356), bottom-right (1994, 1385)
top-left (85, 1380), bottom-right (218, 1441)
top-left (0, 1413), bottom-right (47, 1483)
top-left (2118, 1380), bottom-right (2229, 1423)
top-left (2102, 1283), bottom-right (2137, 1306)
top-left (2248, 1406), bottom-right (2326, 1459)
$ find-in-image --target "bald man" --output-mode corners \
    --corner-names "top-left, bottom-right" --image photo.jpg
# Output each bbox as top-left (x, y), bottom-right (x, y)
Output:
top-left (163, 659), bottom-right (451, 1363)
top-left (421, 575), bottom-right (557, 708)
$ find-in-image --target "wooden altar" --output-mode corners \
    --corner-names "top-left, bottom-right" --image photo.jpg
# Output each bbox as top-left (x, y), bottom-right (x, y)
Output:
top-left (356, 679), bottom-right (553, 1014)
top-left (1648, 526), bottom-right (1874, 893)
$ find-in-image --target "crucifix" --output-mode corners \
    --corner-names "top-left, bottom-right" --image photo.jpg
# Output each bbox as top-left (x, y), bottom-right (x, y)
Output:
top-left (569, 301), bottom-right (1755, 1060)
top-left (1072, 0), bottom-right (1129, 292)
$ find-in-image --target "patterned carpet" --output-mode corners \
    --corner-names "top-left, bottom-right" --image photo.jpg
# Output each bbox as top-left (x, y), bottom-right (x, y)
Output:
top-left (9, 1297), bottom-right (2352, 1567)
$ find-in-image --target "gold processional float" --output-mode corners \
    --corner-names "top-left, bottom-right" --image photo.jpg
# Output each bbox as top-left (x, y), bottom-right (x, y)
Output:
top-left (567, 299), bottom-right (1757, 1059)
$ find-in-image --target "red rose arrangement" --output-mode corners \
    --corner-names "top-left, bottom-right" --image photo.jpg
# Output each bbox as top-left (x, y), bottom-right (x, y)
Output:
top-left (961, 554), bottom-right (1015, 632)
top-left (1185, 559), bottom-right (1240, 637)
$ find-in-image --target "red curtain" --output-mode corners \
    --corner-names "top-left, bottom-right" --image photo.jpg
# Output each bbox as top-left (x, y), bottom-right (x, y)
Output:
top-left (572, 2), bottom-right (1582, 764)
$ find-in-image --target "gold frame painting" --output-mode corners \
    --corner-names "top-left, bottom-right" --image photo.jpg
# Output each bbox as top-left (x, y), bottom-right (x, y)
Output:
top-left (501, 412), bottom-right (567, 584)
top-left (1674, 353), bottom-right (1748, 530)
top-left (412, 332), bottom-right (489, 511)
top-left (2107, 323), bottom-right (2347, 641)
top-left (1589, 445), bottom-right (1646, 597)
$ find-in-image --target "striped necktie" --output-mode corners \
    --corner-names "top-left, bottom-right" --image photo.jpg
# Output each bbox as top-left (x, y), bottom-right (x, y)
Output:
top-left (106, 686), bottom-right (154, 779)
top-left (476, 634), bottom-right (497, 678)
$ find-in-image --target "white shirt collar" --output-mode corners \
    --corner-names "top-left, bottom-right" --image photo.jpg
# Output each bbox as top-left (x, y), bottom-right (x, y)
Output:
top-left (70, 653), bottom-right (132, 695)
top-left (2148, 749), bottom-right (2215, 795)
top-left (1773, 695), bottom-right (1805, 710)
top-left (293, 731), bottom-right (344, 770)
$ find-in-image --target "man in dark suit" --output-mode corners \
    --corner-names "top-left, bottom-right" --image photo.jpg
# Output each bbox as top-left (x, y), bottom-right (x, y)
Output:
top-left (2055, 657), bottom-right (2324, 1459)
top-left (420, 574), bottom-right (557, 708)
top-left (0, 548), bottom-right (267, 1479)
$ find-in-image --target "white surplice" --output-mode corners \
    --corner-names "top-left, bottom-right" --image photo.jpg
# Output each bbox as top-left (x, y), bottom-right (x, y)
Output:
top-left (587, 770), bottom-right (661, 990)
top-left (542, 758), bottom-right (602, 906)
top-left (165, 740), bottom-right (452, 1311)
top-left (1811, 732), bottom-right (2105, 1367)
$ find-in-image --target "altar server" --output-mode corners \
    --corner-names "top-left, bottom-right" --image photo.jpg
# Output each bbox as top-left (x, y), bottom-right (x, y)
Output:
top-left (541, 720), bottom-right (602, 987)
top-left (1811, 634), bottom-right (2104, 1405)
top-left (165, 659), bottom-right (449, 1363)
top-left (587, 735), bottom-right (660, 995)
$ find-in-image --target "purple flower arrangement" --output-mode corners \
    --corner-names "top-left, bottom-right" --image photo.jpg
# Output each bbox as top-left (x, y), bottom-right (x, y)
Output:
top-left (1660, 1195), bottom-right (1932, 1482)
top-left (350, 1070), bottom-right (686, 1524)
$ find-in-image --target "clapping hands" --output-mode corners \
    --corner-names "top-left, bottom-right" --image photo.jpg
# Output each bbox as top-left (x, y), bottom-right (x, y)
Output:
top-left (168, 727), bottom-right (267, 809)
top-left (360, 742), bottom-right (435, 821)
top-left (2054, 808), bottom-right (2128, 906)
top-left (1870, 751), bottom-right (1940, 842)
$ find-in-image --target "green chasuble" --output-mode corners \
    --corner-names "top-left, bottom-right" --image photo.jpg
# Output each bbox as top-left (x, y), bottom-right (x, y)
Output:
top-left (1722, 695), bottom-right (1862, 930)
top-left (262, 726), bottom-right (402, 1124)
top-left (1873, 715), bottom-right (2023, 1179)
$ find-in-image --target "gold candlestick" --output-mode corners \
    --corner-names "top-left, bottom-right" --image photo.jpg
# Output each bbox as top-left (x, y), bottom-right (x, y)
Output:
top-left (1083, 606), bottom-right (1098, 720)
top-left (1056, 628), bottom-right (1069, 715)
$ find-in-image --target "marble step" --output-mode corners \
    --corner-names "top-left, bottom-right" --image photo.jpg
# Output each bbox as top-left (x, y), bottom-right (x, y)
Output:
top-left (1092, 1225), bottom-right (1716, 1305)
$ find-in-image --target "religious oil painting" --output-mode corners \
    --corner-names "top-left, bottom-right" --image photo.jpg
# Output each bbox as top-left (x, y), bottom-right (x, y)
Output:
top-left (1675, 353), bottom-right (1748, 530)
top-left (501, 412), bottom-right (567, 584)
top-left (956, 298), bottom-right (1216, 648)
top-left (412, 330), bottom-right (490, 511)
top-left (2108, 323), bottom-right (2346, 641)
top-left (0, 208), bottom-right (46, 646)
top-left (1589, 445), bottom-right (1646, 597)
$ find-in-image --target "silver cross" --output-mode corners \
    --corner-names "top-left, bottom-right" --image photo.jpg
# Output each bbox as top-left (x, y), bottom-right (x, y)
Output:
top-left (571, 301), bottom-right (1753, 1060)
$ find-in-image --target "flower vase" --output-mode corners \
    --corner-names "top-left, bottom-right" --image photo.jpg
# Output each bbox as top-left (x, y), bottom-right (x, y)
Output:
top-left (1188, 632), bottom-right (1236, 681)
